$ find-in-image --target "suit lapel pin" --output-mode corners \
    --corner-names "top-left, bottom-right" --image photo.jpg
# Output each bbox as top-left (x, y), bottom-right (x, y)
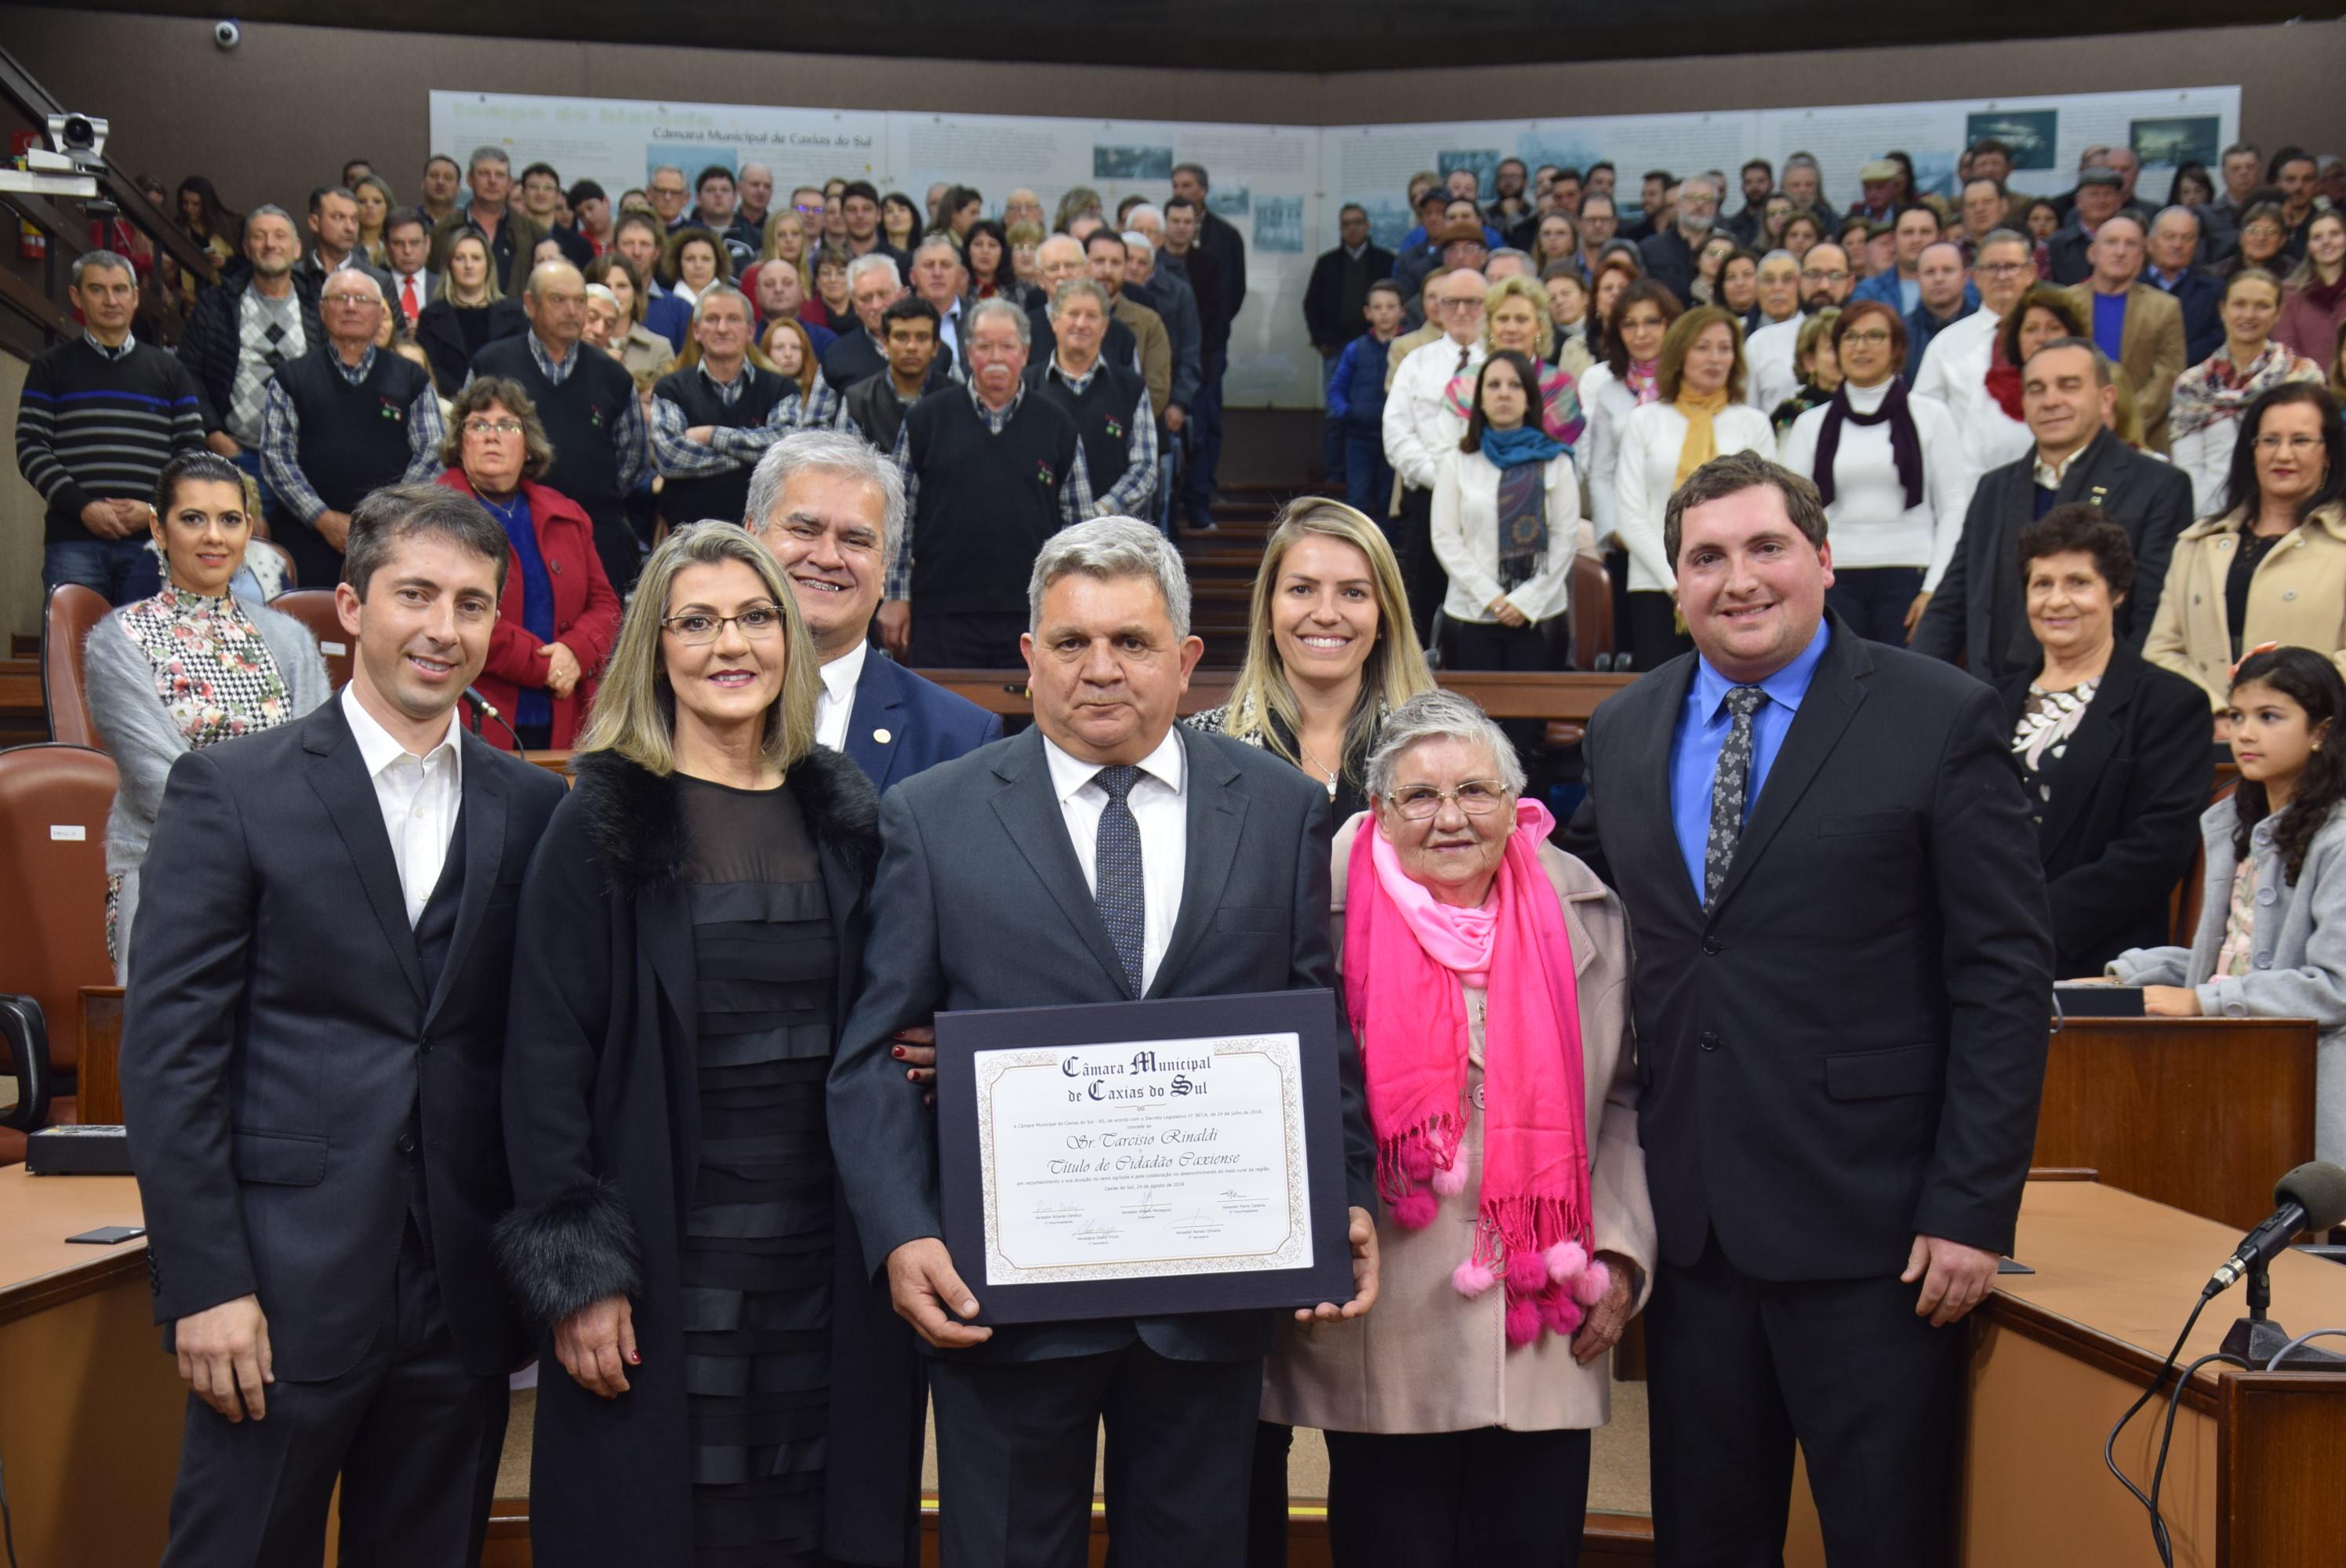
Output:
top-left (873, 728), bottom-right (892, 745)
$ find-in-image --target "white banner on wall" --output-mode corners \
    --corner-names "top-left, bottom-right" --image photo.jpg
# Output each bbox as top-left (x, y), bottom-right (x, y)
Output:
top-left (431, 85), bottom-right (2239, 410)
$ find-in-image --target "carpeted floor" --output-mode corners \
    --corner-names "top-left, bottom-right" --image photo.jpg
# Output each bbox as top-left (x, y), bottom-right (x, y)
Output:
top-left (496, 1380), bottom-right (1654, 1516)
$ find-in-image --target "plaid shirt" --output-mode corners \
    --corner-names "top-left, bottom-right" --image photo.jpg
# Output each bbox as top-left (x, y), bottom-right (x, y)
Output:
top-left (260, 346), bottom-right (446, 525)
top-left (649, 360), bottom-right (805, 478)
top-left (885, 379), bottom-right (1092, 602)
top-left (1044, 354), bottom-right (1158, 521)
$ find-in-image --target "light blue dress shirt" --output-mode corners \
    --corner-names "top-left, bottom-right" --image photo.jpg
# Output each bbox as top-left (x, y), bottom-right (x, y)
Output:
top-left (1667, 619), bottom-right (1833, 899)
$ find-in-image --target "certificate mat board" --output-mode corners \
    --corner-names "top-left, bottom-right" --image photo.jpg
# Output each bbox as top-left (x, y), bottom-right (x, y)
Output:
top-left (936, 989), bottom-right (1354, 1324)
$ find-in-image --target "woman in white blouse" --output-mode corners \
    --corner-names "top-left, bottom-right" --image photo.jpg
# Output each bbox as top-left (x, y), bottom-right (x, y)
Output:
top-left (1612, 305), bottom-right (1776, 668)
top-left (1778, 299), bottom-right (1974, 644)
top-left (1429, 350), bottom-right (1596, 670)
top-left (1577, 280), bottom-right (1681, 553)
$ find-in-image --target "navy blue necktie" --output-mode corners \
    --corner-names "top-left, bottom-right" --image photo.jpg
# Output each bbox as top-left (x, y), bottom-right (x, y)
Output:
top-left (1094, 765), bottom-right (1146, 996)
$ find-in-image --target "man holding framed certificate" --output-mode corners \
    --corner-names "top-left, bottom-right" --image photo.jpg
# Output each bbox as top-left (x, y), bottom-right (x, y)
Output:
top-left (828, 517), bottom-right (1380, 1566)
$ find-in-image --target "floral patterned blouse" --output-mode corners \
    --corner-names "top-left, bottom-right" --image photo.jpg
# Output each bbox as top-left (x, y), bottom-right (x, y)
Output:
top-left (104, 586), bottom-right (293, 962)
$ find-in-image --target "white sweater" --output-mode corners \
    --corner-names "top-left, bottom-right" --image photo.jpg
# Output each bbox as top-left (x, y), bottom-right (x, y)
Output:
top-left (1909, 308), bottom-right (2032, 499)
top-left (1612, 399), bottom-right (1778, 594)
top-left (1382, 335), bottom-right (1484, 492)
top-left (1777, 380), bottom-right (1974, 589)
top-left (1429, 447), bottom-right (1596, 626)
top-left (1577, 362), bottom-right (1639, 545)
top-left (1743, 314), bottom-right (1806, 414)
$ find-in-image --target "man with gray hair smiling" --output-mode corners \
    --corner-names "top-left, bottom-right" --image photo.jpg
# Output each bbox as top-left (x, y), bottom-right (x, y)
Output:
top-left (829, 513), bottom-right (1379, 1568)
top-left (881, 295), bottom-right (1090, 667)
top-left (743, 429), bottom-right (999, 790)
top-left (1639, 172), bottom-right (1718, 305)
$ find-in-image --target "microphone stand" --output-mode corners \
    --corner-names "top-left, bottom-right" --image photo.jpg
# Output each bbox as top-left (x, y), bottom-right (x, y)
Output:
top-left (2219, 1260), bottom-right (2346, 1369)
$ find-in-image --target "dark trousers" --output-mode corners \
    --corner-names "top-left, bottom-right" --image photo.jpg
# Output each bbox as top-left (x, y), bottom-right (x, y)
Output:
top-left (1342, 429), bottom-right (1393, 523)
top-left (1324, 1425), bottom-right (1591, 1568)
top-left (581, 499), bottom-right (643, 597)
top-left (928, 1342), bottom-right (1262, 1568)
top-left (1393, 487), bottom-right (1446, 648)
top-left (907, 609), bottom-right (1029, 671)
top-left (43, 535), bottom-right (161, 604)
top-left (160, 1213), bottom-right (508, 1568)
top-left (1182, 349), bottom-right (1227, 519)
top-left (1440, 615), bottom-right (1559, 672)
top-left (1623, 591), bottom-right (1693, 673)
top-left (1247, 1420), bottom-right (1295, 1568)
top-left (1645, 1231), bottom-right (1963, 1568)
top-left (274, 510), bottom-right (345, 595)
top-left (1824, 565), bottom-right (1927, 647)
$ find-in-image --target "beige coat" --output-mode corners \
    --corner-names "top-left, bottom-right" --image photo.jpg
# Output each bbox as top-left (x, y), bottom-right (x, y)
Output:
top-left (2144, 501), bottom-right (2346, 710)
top-left (1262, 815), bottom-right (1656, 1435)
top-left (1109, 293), bottom-right (1173, 428)
top-left (2060, 280), bottom-right (2186, 452)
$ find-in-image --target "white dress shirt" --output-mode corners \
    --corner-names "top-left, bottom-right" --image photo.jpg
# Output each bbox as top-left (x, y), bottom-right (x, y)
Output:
top-left (1041, 728), bottom-right (1187, 995)
top-left (1910, 307), bottom-right (2031, 496)
top-left (1612, 399), bottom-right (1778, 593)
top-left (1383, 336), bottom-right (1484, 492)
top-left (814, 638), bottom-right (870, 754)
top-left (1776, 380), bottom-right (1975, 589)
top-left (340, 684), bottom-right (463, 926)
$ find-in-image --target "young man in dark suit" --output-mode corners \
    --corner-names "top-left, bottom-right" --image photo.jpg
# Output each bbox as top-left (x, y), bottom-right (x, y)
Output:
top-left (743, 430), bottom-right (1000, 793)
top-left (829, 518), bottom-right (1378, 1567)
top-left (120, 484), bottom-right (570, 1566)
top-left (1564, 452), bottom-right (2053, 1567)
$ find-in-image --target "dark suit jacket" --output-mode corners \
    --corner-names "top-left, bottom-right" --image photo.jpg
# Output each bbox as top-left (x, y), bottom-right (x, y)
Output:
top-left (2149, 266), bottom-right (2226, 368)
top-left (1995, 643), bottom-right (2213, 976)
top-left (1638, 227), bottom-right (1699, 306)
top-left (1911, 428), bottom-right (2195, 681)
top-left (1563, 616), bottom-right (2054, 1277)
top-left (1304, 244), bottom-right (1396, 350)
top-left (2047, 224), bottom-right (2095, 286)
top-left (828, 724), bottom-right (1375, 1364)
top-left (119, 699), bottom-right (567, 1381)
top-left (842, 651), bottom-right (1003, 794)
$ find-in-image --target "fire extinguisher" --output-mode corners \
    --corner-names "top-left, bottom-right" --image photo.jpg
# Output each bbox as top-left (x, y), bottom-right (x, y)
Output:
top-left (9, 129), bottom-right (45, 260)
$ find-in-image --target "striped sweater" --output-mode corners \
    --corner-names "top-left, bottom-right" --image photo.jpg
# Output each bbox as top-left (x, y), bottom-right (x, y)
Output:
top-left (13, 336), bottom-right (207, 543)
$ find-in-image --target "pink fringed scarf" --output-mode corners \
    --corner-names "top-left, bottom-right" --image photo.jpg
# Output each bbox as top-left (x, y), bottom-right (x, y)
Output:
top-left (1343, 800), bottom-right (1607, 1348)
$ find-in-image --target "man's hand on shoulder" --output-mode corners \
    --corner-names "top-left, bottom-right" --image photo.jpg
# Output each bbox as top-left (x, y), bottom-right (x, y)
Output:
top-left (176, 1294), bottom-right (274, 1421)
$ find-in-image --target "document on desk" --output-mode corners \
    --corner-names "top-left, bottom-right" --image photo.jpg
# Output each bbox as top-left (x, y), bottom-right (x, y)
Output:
top-left (936, 990), bottom-right (1353, 1323)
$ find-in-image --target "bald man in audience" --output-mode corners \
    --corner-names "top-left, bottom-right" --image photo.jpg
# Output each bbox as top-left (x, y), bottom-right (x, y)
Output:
top-left (2061, 212), bottom-right (2185, 450)
top-left (260, 269), bottom-right (444, 586)
top-left (470, 260), bottom-right (650, 590)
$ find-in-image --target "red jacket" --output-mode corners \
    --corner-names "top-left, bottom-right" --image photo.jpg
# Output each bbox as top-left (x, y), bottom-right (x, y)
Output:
top-left (435, 469), bottom-right (622, 750)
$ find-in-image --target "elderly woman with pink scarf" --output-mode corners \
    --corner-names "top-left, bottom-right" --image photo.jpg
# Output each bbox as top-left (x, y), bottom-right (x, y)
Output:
top-left (1263, 690), bottom-right (1654, 1568)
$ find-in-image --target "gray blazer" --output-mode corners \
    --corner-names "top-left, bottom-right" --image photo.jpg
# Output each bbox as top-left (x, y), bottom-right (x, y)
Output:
top-left (83, 601), bottom-right (331, 978)
top-left (2109, 799), bottom-right (2346, 1163)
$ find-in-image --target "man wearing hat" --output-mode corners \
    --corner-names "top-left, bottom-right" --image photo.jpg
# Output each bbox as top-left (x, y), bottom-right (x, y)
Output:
top-left (1851, 159), bottom-right (1906, 227)
top-left (1399, 215), bottom-right (1491, 328)
top-left (2048, 168), bottom-right (2128, 285)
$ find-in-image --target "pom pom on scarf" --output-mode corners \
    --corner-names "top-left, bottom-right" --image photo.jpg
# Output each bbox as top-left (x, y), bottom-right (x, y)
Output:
top-left (1451, 1259), bottom-right (1497, 1298)
top-left (1570, 1258), bottom-right (1613, 1307)
top-left (1391, 1189), bottom-right (1440, 1230)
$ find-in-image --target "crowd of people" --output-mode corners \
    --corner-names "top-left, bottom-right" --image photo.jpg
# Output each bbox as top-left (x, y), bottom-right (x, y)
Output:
top-left (12, 124), bottom-right (2346, 1568)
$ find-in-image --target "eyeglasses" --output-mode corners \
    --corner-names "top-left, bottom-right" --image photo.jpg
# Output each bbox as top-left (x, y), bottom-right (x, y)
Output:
top-left (1386, 780), bottom-right (1509, 819)
top-left (1440, 297), bottom-right (1487, 313)
top-left (1840, 328), bottom-right (1894, 347)
top-left (2254, 434), bottom-right (2324, 453)
top-left (661, 604), bottom-right (785, 644)
top-left (2243, 224), bottom-right (2286, 240)
top-left (322, 291), bottom-right (381, 307)
top-left (1977, 261), bottom-right (2032, 278)
top-left (463, 418), bottom-right (525, 437)
top-left (1800, 267), bottom-right (1850, 283)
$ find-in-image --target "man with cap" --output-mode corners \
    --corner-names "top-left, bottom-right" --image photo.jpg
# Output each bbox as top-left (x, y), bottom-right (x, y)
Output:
top-left (1850, 160), bottom-right (1905, 227)
top-left (1399, 215), bottom-right (1491, 328)
top-left (2047, 169), bottom-right (2126, 286)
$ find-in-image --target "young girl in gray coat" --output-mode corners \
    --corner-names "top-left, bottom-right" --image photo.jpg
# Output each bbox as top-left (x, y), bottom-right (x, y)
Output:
top-left (2108, 645), bottom-right (2346, 1163)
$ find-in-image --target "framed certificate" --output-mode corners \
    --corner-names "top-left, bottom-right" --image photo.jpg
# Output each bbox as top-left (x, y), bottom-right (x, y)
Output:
top-left (935, 989), bottom-right (1356, 1325)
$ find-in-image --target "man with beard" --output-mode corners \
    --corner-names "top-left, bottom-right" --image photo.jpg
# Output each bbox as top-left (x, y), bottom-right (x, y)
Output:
top-left (1744, 241), bottom-right (1856, 412)
top-left (1721, 158), bottom-right (1774, 247)
top-left (1640, 173), bottom-right (1719, 303)
top-left (1779, 154), bottom-right (1839, 232)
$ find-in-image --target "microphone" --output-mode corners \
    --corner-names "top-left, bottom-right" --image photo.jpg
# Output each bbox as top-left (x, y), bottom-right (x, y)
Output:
top-left (459, 686), bottom-right (526, 752)
top-left (2207, 1160), bottom-right (2346, 1296)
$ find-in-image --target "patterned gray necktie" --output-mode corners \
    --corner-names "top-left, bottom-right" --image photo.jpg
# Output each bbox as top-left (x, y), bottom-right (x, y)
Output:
top-left (1093, 765), bottom-right (1146, 996)
top-left (1704, 686), bottom-right (1769, 912)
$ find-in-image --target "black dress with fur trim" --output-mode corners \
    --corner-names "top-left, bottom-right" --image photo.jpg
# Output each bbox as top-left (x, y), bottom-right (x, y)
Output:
top-left (495, 746), bottom-right (920, 1568)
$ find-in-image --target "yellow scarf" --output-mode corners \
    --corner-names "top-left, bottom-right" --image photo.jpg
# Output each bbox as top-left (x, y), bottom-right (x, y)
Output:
top-left (1672, 387), bottom-right (1730, 489)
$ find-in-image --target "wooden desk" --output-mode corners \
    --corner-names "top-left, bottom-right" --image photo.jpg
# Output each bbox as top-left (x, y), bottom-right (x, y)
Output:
top-left (2035, 1017), bottom-right (2319, 1229)
top-left (0, 1167), bottom-right (182, 1565)
top-left (1963, 1179), bottom-right (2346, 1566)
top-left (916, 669), bottom-right (1638, 722)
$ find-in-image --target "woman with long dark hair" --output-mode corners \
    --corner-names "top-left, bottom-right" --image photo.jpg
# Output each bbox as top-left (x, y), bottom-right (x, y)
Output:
top-left (2147, 383), bottom-right (2346, 713)
top-left (2105, 645), bottom-right (2346, 1162)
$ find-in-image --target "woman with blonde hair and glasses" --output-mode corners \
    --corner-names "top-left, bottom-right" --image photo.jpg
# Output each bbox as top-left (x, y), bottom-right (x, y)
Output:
top-left (1188, 496), bottom-right (1435, 826)
top-left (499, 521), bottom-right (921, 1568)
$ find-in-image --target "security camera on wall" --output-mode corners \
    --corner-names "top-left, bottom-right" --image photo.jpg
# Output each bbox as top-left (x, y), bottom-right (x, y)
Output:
top-left (214, 19), bottom-right (242, 50)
